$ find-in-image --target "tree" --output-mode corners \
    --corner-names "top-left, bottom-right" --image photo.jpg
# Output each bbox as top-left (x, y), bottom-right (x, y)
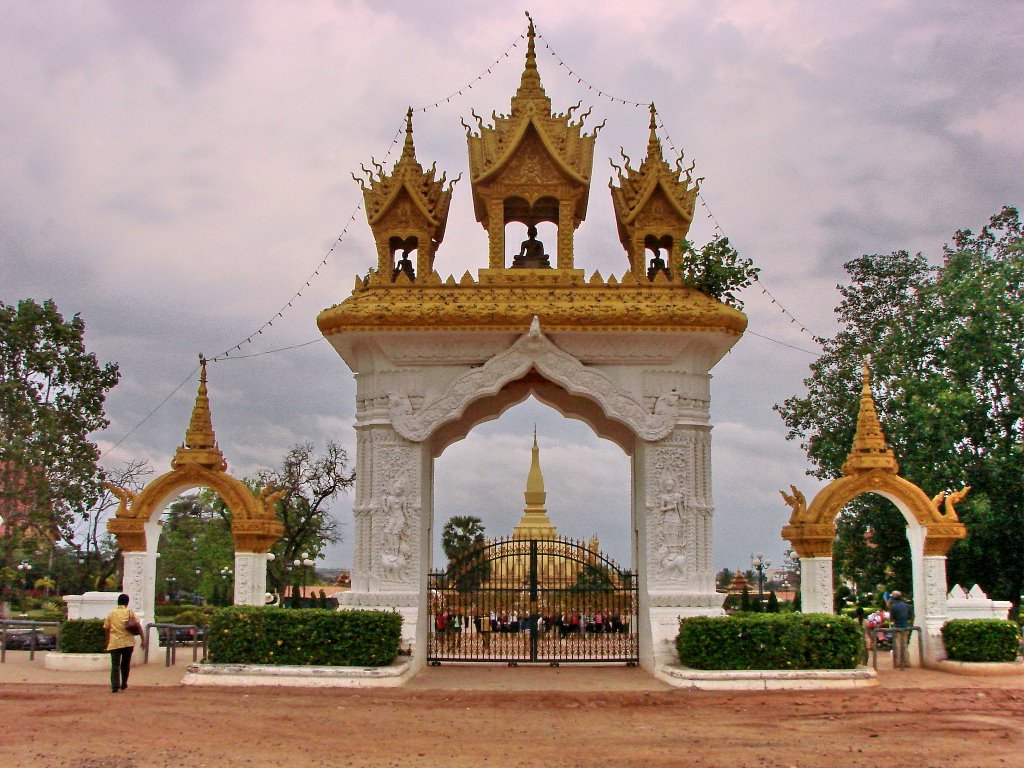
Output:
top-left (0, 298), bottom-right (119, 605)
top-left (156, 490), bottom-right (234, 604)
top-left (256, 442), bottom-right (354, 597)
top-left (776, 206), bottom-right (1024, 611)
top-left (678, 236), bottom-right (760, 309)
top-left (441, 516), bottom-right (489, 592)
top-left (570, 563), bottom-right (615, 593)
top-left (715, 567), bottom-right (736, 591)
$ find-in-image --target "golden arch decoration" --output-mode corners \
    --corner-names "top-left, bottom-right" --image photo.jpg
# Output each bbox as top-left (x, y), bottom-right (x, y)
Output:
top-left (780, 360), bottom-right (967, 559)
top-left (106, 358), bottom-right (284, 554)
top-left (781, 471), bottom-right (967, 558)
top-left (107, 464), bottom-right (284, 554)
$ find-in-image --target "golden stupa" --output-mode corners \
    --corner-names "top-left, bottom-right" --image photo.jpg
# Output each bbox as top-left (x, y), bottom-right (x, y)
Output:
top-left (483, 431), bottom-right (600, 590)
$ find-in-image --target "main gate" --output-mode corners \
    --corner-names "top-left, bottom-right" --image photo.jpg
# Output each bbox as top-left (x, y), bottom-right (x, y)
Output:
top-left (427, 537), bottom-right (638, 665)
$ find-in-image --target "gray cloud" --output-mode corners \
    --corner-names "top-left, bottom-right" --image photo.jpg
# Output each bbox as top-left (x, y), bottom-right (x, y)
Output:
top-left (2, 1), bottom-right (1020, 574)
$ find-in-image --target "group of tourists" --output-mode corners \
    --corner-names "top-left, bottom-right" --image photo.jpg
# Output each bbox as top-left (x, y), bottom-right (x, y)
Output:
top-left (433, 610), bottom-right (631, 639)
top-left (863, 590), bottom-right (915, 669)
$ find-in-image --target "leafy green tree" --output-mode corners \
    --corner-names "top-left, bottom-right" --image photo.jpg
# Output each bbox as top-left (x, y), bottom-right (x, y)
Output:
top-left (256, 442), bottom-right (354, 597)
top-left (715, 567), bottom-right (735, 591)
top-left (156, 491), bottom-right (234, 604)
top-left (441, 516), bottom-right (489, 592)
top-left (777, 206), bottom-right (1024, 612)
top-left (570, 563), bottom-right (615, 593)
top-left (678, 236), bottom-right (759, 309)
top-left (766, 590), bottom-right (780, 613)
top-left (0, 298), bottom-right (119, 605)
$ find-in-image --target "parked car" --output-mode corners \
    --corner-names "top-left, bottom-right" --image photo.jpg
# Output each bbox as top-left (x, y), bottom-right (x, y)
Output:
top-left (2, 630), bottom-right (58, 651)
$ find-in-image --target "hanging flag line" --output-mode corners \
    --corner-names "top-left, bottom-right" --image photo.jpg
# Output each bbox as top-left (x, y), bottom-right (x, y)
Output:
top-left (536, 22), bottom-right (821, 343)
top-left (101, 28), bottom-right (531, 450)
top-left (415, 31), bottom-right (526, 111)
top-left (209, 29), bottom-right (529, 364)
top-left (99, 364), bottom-right (201, 459)
top-left (109, 20), bottom-right (826, 452)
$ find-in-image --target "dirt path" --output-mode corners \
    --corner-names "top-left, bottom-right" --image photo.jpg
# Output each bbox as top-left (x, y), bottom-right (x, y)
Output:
top-left (1, 663), bottom-right (1022, 768)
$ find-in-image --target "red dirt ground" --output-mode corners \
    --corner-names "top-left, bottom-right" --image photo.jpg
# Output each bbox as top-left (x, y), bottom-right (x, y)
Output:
top-left (1, 659), bottom-right (1022, 767)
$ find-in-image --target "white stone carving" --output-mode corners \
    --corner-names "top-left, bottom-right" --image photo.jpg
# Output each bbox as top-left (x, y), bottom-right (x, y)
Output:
top-left (651, 475), bottom-right (689, 581)
top-left (121, 553), bottom-right (146, 606)
top-left (799, 557), bottom-right (833, 614)
top-left (379, 477), bottom-right (415, 581)
top-left (232, 552), bottom-right (267, 606)
top-left (389, 318), bottom-right (679, 443)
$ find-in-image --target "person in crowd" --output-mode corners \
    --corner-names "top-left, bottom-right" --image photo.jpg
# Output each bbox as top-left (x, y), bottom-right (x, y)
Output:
top-left (887, 591), bottom-right (914, 669)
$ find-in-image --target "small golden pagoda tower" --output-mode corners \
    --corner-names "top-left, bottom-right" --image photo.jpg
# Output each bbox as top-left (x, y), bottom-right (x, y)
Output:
top-left (171, 355), bottom-right (228, 473)
top-left (511, 427), bottom-right (558, 540)
top-left (465, 16), bottom-right (599, 270)
top-left (610, 104), bottom-right (701, 282)
top-left (319, 16), bottom-right (747, 339)
top-left (841, 358), bottom-right (899, 476)
top-left (354, 108), bottom-right (456, 284)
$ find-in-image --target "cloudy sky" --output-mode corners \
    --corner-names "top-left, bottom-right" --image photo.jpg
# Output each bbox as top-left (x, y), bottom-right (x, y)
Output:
top-left (3, 1), bottom-right (1021, 574)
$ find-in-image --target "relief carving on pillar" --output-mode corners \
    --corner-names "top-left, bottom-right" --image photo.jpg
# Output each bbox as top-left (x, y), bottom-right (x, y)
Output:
top-left (923, 557), bottom-right (948, 618)
top-left (234, 556), bottom-right (254, 603)
top-left (370, 430), bottom-right (421, 587)
top-left (645, 433), bottom-right (698, 588)
top-left (122, 555), bottom-right (146, 602)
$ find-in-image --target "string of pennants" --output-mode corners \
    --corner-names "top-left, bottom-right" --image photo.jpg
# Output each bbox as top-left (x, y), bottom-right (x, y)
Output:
top-left (106, 18), bottom-right (825, 455)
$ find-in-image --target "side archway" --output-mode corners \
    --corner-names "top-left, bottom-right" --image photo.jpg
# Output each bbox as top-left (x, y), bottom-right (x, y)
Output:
top-left (780, 362), bottom-right (967, 665)
top-left (105, 360), bottom-right (284, 638)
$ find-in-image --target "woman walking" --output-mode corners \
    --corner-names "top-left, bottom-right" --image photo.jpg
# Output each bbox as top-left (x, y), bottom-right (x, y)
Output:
top-left (103, 593), bottom-right (145, 693)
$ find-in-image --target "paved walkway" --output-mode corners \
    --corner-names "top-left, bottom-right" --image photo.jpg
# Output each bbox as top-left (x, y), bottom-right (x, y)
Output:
top-left (2, 650), bottom-right (1021, 691)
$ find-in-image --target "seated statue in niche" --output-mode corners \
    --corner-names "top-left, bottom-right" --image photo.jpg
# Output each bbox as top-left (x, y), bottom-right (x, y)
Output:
top-left (511, 225), bottom-right (551, 269)
top-left (647, 246), bottom-right (669, 280)
top-left (392, 248), bottom-right (416, 281)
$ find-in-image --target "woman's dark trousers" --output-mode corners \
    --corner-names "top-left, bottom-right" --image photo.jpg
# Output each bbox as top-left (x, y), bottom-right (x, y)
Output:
top-left (109, 646), bottom-right (133, 691)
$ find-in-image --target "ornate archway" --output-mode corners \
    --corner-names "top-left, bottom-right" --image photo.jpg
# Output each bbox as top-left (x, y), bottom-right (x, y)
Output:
top-left (318, 21), bottom-right (746, 673)
top-left (106, 359), bottom-right (284, 631)
top-left (780, 361), bottom-right (967, 664)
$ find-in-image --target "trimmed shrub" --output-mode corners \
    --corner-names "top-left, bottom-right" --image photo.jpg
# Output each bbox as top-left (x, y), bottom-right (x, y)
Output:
top-left (676, 614), bottom-right (863, 670)
top-left (207, 606), bottom-right (402, 667)
top-left (173, 608), bottom-right (212, 628)
top-left (60, 619), bottom-right (107, 653)
top-left (942, 619), bottom-right (1021, 663)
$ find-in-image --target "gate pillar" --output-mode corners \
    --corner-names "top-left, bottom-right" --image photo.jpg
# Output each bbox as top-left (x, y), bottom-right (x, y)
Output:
top-left (338, 423), bottom-right (428, 661)
top-left (636, 426), bottom-right (724, 670)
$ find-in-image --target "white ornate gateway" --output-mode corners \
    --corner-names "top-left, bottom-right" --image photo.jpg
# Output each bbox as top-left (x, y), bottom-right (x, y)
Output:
top-left (318, 22), bottom-right (745, 672)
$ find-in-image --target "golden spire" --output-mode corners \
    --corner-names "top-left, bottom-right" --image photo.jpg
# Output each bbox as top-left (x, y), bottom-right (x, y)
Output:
top-left (172, 355), bottom-right (228, 471)
top-left (841, 356), bottom-right (898, 475)
top-left (647, 103), bottom-right (661, 160)
top-left (513, 427), bottom-right (557, 540)
top-left (399, 107), bottom-right (419, 168)
top-left (524, 425), bottom-right (545, 506)
top-left (512, 11), bottom-right (552, 107)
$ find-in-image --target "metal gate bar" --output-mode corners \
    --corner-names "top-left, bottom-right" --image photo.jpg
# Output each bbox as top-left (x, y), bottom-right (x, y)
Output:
top-left (428, 537), bottom-right (638, 665)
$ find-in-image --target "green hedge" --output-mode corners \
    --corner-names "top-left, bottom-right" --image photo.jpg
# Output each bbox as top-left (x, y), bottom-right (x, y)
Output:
top-left (207, 606), bottom-right (402, 666)
top-left (676, 614), bottom-right (863, 670)
top-left (173, 608), bottom-right (212, 628)
top-left (60, 619), bottom-right (107, 653)
top-left (942, 619), bottom-right (1021, 663)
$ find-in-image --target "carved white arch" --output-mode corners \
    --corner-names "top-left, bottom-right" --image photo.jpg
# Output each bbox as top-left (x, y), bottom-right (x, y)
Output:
top-left (389, 317), bottom-right (678, 443)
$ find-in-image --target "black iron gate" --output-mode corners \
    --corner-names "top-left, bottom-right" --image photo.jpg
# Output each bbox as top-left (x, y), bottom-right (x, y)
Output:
top-left (427, 537), bottom-right (638, 665)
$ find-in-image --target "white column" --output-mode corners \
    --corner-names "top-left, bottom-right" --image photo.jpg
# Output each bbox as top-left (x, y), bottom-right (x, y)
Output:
top-left (799, 557), bottom-right (833, 614)
top-left (233, 552), bottom-right (270, 606)
top-left (920, 555), bottom-right (950, 666)
top-left (120, 550), bottom-right (152, 661)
